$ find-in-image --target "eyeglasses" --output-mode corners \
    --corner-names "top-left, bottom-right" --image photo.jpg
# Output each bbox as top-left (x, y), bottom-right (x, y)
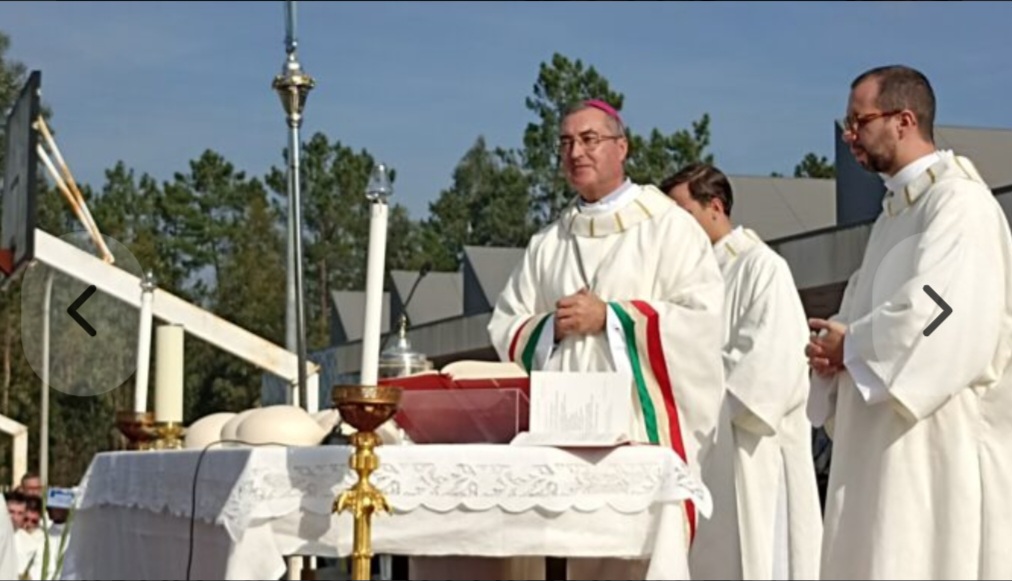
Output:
top-left (842, 110), bottom-right (903, 133)
top-left (557, 132), bottom-right (624, 154)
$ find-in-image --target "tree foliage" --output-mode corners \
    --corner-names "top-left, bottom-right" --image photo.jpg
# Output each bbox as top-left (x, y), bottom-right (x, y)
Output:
top-left (419, 137), bottom-right (533, 271)
top-left (793, 152), bottom-right (836, 179)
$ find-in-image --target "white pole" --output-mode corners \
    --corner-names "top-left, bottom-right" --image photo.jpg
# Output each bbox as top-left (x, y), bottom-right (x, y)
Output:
top-left (306, 371), bottom-right (318, 414)
top-left (288, 112), bottom-right (309, 410)
top-left (39, 271), bottom-right (53, 486)
top-left (135, 273), bottom-right (156, 414)
top-left (360, 200), bottom-right (389, 386)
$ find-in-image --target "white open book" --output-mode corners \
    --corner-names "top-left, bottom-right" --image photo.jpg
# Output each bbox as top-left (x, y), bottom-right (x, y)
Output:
top-left (511, 370), bottom-right (632, 447)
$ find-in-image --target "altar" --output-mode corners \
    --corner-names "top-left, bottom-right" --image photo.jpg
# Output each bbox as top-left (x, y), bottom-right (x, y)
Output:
top-left (61, 443), bottom-right (707, 580)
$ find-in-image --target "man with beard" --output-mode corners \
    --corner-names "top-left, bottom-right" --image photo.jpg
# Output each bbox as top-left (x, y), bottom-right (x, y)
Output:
top-left (807, 64), bottom-right (1012, 579)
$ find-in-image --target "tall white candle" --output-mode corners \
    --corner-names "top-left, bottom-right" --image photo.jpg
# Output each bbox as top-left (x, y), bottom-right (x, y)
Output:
top-left (360, 200), bottom-right (388, 386)
top-left (134, 277), bottom-right (155, 414)
top-left (155, 324), bottom-right (185, 423)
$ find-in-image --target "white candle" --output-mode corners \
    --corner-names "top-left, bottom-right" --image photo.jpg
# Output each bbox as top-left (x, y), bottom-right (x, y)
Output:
top-left (360, 200), bottom-right (389, 386)
top-left (134, 280), bottom-right (155, 414)
top-left (155, 324), bottom-right (185, 423)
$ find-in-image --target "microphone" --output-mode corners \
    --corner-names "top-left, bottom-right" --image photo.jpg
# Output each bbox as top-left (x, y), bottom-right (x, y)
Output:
top-left (380, 261), bottom-right (432, 352)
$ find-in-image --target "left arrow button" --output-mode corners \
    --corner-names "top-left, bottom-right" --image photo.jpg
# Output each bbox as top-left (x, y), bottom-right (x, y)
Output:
top-left (67, 285), bottom-right (97, 337)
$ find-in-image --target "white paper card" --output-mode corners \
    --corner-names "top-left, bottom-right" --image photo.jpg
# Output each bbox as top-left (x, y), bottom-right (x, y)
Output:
top-left (512, 371), bottom-right (632, 447)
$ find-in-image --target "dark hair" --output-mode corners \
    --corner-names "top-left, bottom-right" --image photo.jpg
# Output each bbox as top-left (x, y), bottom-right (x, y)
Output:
top-left (660, 162), bottom-right (734, 217)
top-left (561, 99), bottom-right (626, 136)
top-left (852, 65), bottom-right (935, 142)
top-left (24, 496), bottom-right (42, 513)
top-left (5, 491), bottom-right (26, 504)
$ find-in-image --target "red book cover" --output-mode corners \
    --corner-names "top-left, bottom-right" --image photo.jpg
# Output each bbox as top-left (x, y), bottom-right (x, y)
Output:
top-left (379, 362), bottom-right (530, 443)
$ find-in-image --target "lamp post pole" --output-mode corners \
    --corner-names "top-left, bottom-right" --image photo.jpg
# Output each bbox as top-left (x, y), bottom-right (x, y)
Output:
top-left (273, 0), bottom-right (314, 409)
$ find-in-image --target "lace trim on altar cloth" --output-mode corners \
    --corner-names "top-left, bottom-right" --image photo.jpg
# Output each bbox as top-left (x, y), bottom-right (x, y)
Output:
top-left (75, 445), bottom-right (711, 542)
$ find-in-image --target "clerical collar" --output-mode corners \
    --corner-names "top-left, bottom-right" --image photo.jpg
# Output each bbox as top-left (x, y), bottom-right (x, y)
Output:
top-left (882, 150), bottom-right (941, 196)
top-left (713, 226), bottom-right (740, 250)
top-left (881, 150), bottom-right (983, 217)
top-left (576, 178), bottom-right (635, 216)
top-left (713, 225), bottom-right (761, 269)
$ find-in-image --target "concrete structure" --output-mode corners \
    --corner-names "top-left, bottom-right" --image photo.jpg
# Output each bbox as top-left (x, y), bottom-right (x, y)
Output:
top-left (264, 124), bottom-right (1012, 404)
top-left (0, 414), bottom-right (28, 488)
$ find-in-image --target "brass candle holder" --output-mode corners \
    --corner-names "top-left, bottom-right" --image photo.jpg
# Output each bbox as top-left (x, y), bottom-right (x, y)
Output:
top-left (331, 384), bottom-right (402, 581)
top-left (153, 421), bottom-right (185, 450)
top-left (115, 410), bottom-right (158, 451)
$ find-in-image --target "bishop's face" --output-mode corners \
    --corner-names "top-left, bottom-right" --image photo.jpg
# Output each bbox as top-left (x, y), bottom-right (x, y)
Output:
top-left (844, 78), bottom-right (902, 175)
top-left (559, 108), bottom-right (628, 202)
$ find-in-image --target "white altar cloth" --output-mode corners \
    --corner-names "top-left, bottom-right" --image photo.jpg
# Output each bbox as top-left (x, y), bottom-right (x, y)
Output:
top-left (61, 444), bottom-right (707, 580)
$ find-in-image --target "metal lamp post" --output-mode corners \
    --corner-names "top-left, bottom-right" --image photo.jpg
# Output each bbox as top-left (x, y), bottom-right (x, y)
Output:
top-left (273, 0), bottom-right (314, 409)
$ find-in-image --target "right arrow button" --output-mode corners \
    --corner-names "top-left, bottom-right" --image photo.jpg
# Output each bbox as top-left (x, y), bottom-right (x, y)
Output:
top-left (922, 285), bottom-right (952, 337)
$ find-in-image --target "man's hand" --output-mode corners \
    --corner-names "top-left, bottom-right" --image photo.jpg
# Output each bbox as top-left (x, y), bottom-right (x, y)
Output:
top-left (554, 288), bottom-right (607, 341)
top-left (806, 318), bottom-right (847, 378)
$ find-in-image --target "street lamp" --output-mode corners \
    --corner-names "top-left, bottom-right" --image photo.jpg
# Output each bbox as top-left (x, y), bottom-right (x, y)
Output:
top-left (273, 0), bottom-right (314, 409)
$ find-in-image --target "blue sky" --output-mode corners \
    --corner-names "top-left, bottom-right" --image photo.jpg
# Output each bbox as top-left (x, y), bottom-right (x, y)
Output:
top-left (2, 1), bottom-right (1010, 219)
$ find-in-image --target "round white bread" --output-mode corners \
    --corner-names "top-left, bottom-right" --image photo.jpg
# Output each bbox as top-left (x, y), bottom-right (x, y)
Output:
top-left (236, 405), bottom-right (327, 446)
top-left (219, 408), bottom-right (259, 445)
top-left (312, 408), bottom-right (342, 435)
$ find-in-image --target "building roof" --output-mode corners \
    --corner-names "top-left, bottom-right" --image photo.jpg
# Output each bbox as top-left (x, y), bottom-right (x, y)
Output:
top-left (728, 176), bottom-right (836, 240)
top-left (462, 246), bottom-right (525, 311)
top-left (389, 270), bottom-right (463, 325)
top-left (935, 126), bottom-right (1012, 191)
top-left (330, 290), bottom-right (390, 343)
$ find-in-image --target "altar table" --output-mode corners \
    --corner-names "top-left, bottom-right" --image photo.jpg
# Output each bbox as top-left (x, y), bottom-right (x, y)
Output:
top-left (61, 444), bottom-right (708, 580)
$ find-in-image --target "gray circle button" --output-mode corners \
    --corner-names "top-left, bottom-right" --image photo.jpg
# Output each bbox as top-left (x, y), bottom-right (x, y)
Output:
top-left (21, 232), bottom-right (144, 397)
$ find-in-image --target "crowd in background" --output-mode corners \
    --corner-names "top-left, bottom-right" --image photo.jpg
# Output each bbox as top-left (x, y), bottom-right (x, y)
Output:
top-left (3, 473), bottom-right (74, 580)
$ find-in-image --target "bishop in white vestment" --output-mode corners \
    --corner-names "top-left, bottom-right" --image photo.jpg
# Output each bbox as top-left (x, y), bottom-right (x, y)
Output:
top-left (808, 66), bottom-right (1012, 580)
top-left (489, 180), bottom-right (726, 477)
top-left (485, 100), bottom-right (725, 581)
top-left (665, 164), bottom-right (822, 580)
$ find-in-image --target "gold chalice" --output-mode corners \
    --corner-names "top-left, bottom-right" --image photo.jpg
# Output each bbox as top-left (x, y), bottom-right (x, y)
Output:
top-left (331, 384), bottom-right (402, 581)
top-left (114, 410), bottom-right (158, 451)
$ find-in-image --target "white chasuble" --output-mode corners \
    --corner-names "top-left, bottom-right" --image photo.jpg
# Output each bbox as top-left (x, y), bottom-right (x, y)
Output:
top-left (690, 226), bottom-right (823, 580)
top-left (489, 183), bottom-right (726, 545)
top-left (809, 151), bottom-right (1012, 579)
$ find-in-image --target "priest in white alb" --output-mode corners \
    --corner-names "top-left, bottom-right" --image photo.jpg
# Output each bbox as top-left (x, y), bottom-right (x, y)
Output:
top-left (807, 64), bottom-right (1012, 579)
top-left (665, 163), bottom-right (823, 580)
top-left (487, 99), bottom-right (726, 580)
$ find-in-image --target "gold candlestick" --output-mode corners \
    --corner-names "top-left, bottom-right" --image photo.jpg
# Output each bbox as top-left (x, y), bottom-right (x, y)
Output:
top-left (115, 410), bottom-right (158, 451)
top-left (331, 384), bottom-right (402, 581)
top-left (153, 421), bottom-right (185, 450)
